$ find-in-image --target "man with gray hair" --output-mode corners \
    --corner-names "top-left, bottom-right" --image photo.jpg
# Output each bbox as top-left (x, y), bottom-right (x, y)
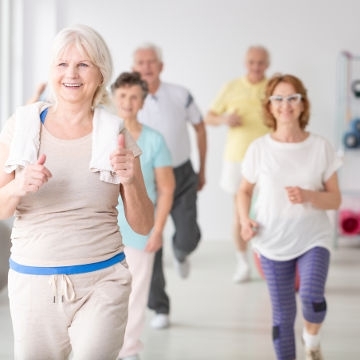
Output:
top-left (204, 45), bottom-right (270, 284)
top-left (132, 43), bottom-right (207, 330)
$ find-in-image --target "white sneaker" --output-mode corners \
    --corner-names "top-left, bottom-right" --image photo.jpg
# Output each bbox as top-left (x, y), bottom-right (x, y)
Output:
top-left (232, 263), bottom-right (250, 283)
top-left (174, 257), bottom-right (190, 279)
top-left (305, 347), bottom-right (323, 360)
top-left (150, 313), bottom-right (170, 329)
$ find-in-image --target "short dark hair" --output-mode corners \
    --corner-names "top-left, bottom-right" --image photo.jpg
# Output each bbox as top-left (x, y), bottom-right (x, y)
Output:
top-left (111, 71), bottom-right (149, 99)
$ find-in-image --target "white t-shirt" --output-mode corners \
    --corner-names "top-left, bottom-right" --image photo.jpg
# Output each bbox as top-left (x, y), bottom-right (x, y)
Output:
top-left (137, 82), bottom-right (203, 167)
top-left (242, 133), bottom-right (342, 261)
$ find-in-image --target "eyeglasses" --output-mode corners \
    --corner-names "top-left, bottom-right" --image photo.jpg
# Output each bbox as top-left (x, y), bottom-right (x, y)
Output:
top-left (268, 93), bottom-right (302, 105)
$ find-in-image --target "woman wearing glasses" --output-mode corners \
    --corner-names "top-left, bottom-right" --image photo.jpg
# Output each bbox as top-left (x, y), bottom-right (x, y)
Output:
top-left (237, 74), bottom-right (342, 360)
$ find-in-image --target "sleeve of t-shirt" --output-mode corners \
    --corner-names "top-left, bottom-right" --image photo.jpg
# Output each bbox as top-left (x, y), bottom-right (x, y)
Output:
top-left (241, 139), bottom-right (261, 184)
top-left (186, 91), bottom-right (203, 125)
top-left (322, 138), bottom-right (343, 181)
top-left (153, 132), bottom-right (172, 168)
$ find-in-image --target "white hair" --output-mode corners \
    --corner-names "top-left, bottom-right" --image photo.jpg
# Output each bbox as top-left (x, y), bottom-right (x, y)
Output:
top-left (247, 45), bottom-right (271, 65)
top-left (48, 24), bottom-right (113, 108)
top-left (132, 42), bottom-right (163, 63)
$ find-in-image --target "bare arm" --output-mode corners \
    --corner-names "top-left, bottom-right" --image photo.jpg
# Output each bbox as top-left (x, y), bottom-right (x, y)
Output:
top-left (193, 121), bottom-right (207, 190)
top-left (111, 134), bottom-right (154, 235)
top-left (119, 157), bottom-right (154, 234)
top-left (26, 82), bottom-right (47, 105)
top-left (236, 178), bottom-right (258, 242)
top-left (204, 110), bottom-right (242, 127)
top-left (145, 166), bottom-right (175, 252)
top-left (285, 172), bottom-right (341, 210)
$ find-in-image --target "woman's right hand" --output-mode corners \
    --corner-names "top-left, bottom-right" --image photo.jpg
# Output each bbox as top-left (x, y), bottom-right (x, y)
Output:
top-left (240, 218), bottom-right (259, 242)
top-left (15, 154), bottom-right (52, 196)
top-left (110, 134), bottom-right (136, 185)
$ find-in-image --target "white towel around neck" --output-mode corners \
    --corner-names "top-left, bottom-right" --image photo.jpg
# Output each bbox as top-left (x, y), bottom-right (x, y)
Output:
top-left (4, 102), bottom-right (124, 184)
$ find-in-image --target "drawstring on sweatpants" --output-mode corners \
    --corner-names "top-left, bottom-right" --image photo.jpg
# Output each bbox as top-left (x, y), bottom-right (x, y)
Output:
top-left (48, 274), bottom-right (76, 303)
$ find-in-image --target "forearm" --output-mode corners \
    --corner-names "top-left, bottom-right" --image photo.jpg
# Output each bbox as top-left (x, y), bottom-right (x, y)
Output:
top-left (152, 190), bottom-right (173, 235)
top-left (204, 111), bottom-right (226, 126)
top-left (237, 187), bottom-right (258, 241)
top-left (197, 124), bottom-right (207, 175)
top-left (237, 190), bottom-right (252, 225)
top-left (121, 180), bottom-right (154, 235)
top-left (305, 189), bottom-right (341, 210)
top-left (0, 181), bottom-right (21, 219)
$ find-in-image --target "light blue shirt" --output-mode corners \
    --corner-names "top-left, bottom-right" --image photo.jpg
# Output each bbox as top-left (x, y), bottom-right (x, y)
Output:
top-left (117, 125), bottom-right (172, 250)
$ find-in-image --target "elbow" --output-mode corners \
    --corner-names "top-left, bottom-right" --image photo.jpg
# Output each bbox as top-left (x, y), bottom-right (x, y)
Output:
top-left (136, 202), bottom-right (155, 235)
top-left (125, 201), bottom-right (155, 235)
top-left (333, 193), bottom-right (342, 210)
top-left (323, 193), bottom-right (342, 210)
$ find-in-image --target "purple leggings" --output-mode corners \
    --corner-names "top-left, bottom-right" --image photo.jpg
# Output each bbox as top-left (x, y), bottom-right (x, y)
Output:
top-left (260, 247), bottom-right (330, 360)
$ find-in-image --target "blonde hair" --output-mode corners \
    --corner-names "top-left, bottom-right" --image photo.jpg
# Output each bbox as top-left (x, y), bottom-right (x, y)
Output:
top-left (48, 24), bottom-right (113, 108)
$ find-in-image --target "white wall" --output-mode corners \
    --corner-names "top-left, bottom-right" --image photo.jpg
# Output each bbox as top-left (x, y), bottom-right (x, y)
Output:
top-left (3, 0), bottom-right (360, 242)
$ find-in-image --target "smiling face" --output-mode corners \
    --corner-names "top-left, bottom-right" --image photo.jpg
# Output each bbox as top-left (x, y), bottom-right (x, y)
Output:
top-left (50, 44), bottom-right (103, 107)
top-left (112, 84), bottom-right (144, 122)
top-left (269, 82), bottom-right (304, 129)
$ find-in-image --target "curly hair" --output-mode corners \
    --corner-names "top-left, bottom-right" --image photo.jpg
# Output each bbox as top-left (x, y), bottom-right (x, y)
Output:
top-left (111, 71), bottom-right (149, 100)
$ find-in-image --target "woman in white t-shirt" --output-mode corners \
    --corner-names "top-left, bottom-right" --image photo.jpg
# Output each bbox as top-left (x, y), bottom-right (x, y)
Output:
top-left (237, 74), bottom-right (342, 360)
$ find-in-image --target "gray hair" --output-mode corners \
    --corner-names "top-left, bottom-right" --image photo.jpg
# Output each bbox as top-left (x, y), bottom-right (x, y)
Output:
top-left (48, 24), bottom-right (113, 108)
top-left (247, 45), bottom-right (271, 65)
top-left (132, 42), bottom-right (163, 63)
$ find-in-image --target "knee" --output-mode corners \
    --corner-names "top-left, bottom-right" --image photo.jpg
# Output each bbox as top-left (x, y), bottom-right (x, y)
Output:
top-left (302, 297), bottom-right (327, 323)
top-left (273, 325), bottom-right (280, 341)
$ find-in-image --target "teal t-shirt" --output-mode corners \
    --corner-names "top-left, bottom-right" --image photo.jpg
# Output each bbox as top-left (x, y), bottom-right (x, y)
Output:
top-left (117, 125), bottom-right (172, 250)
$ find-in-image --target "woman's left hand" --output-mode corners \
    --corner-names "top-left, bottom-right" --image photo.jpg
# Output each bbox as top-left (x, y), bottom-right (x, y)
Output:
top-left (110, 134), bottom-right (135, 184)
top-left (285, 186), bottom-right (307, 204)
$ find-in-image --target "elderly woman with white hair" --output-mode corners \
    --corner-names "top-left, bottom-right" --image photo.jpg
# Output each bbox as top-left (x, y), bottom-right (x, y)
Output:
top-left (0, 24), bottom-right (154, 359)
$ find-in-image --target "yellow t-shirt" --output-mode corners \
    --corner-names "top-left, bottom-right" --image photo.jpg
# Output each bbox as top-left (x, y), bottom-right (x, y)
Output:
top-left (210, 77), bottom-right (270, 162)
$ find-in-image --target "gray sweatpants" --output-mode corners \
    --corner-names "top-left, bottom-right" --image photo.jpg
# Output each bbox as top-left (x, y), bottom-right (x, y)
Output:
top-left (8, 261), bottom-right (131, 360)
top-left (148, 160), bottom-right (201, 314)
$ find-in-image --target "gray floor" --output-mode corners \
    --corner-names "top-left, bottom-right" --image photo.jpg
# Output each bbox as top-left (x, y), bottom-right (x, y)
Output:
top-left (0, 238), bottom-right (359, 359)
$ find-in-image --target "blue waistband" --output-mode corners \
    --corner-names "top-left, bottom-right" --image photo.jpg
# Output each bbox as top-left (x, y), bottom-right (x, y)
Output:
top-left (9, 252), bottom-right (125, 275)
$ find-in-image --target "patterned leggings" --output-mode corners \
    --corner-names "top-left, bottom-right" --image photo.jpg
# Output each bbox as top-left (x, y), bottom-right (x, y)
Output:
top-left (260, 247), bottom-right (330, 360)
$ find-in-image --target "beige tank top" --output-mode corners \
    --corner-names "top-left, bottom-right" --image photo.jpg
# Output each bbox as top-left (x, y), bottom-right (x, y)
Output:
top-left (1, 114), bottom-right (140, 267)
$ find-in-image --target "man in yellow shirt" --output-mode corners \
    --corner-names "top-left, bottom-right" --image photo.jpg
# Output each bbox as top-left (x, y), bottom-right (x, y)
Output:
top-left (205, 45), bottom-right (270, 283)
